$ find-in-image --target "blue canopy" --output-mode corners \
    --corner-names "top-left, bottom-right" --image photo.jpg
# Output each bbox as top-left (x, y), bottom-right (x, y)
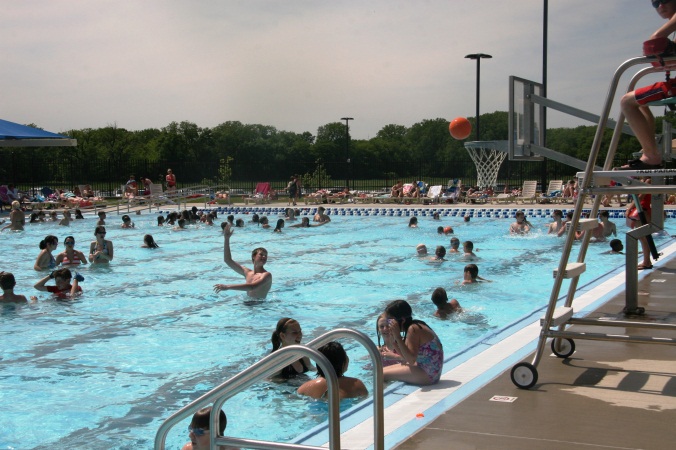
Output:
top-left (0, 119), bottom-right (76, 147)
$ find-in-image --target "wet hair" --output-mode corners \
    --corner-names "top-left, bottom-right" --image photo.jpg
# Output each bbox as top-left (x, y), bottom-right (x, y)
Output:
top-left (464, 215), bottom-right (470, 222)
top-left (190, 406), bottom-right (227, 435)
top-left (385, 299), bottom-right (430, 339)
top-left (143, 234), bottom-right (159, 248)
top-left (300, 217), bottom-right (310, 227)
top-left (251, 214), bottom-right (260, 223)
top-left (75, 209), bottom-right (84, 219)
top-left (64, 235), bottom-right (75, 245)
top-left (432, 212), bottom-right (440, 220)
top-left (435, 245), bottom-right (446, 258)
top-left (251, 247), bottom-right (267, 262)
top-left (157, 215), bottom-right (165, 225)
top-left (316, 341), bottom-right (347, 378)
top-left (408, 217), bottom-right (418, 227)
top-left (464, 263), bottom-right (479, 279)
top-left (437, 226), bottom-right (444, 234)
top-left (94, 225), bottom-right (106, 236)
top-left (30, 213), bottom-right (39, 223)
top-left (599, 210), bottom-right (609, 218)
top-left (39, 235), bottom-right (58, 249)
top-left (220, 221), bottom-right (227, 230)
top-left (98, 211), bottom-right (105, 218)
top-left (286, 208), bottom-right (295, 219)
top-left (235, 218), bottom-right (244, 227)
top-left (177, 218), bottom-right (186, 228)
top-left (450, 237), bottom-right (460, 247)
top-left (318, 206), bottom-right (325, 213)
top-left (227, 215), bottom-right (235, 223)
top-left (260, 216), bottom-right (269, 225)
top-left (610, 239), bottom-right (623, 252)
top-left (53, 268), bottom-right (72, 280)
top-left (463, 240), bottom-right (474, 251)
top-left (515, 211), bottom-right (525, 218)
top-left (271, 317), bottom-right (299, 351)
top-left (431, 287), bottom-right (449, 307)
top-left (274, 219), bottom-right (285, 231)
top-left (121, 214), bottom-right (131, 222)
top-left (552, 209), bottom-right (563, 218)
top-left (0, 272), bottom-right (17, 290)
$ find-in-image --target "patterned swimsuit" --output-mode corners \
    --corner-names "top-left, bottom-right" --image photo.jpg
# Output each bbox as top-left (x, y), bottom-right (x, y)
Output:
top-left (416, 333), bottom-right (444, 383)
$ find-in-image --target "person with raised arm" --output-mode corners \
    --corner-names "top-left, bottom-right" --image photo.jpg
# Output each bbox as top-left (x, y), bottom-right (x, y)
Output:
top-left (213, 223), bottom-right (272, 299)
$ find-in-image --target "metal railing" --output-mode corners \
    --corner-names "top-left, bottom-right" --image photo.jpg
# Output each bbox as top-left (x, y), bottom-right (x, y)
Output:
top-left (154, 328), bottom-right (384, 450)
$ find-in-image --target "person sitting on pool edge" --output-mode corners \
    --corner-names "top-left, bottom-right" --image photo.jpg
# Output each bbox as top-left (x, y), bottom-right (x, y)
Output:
top-left (297, 341), bottom-right (368, 400)
top-left (381, 299), bottom-right (443, 386)
top-left (213, 223), bottom-right (272, 299)
top-left (181, 406), bottom-right (235, 450)
top-left (270, 317), bottom-right (314, 380)
top-left (34, 268), bottom-right (83, 299)
top-left (431, 287), bottom-right (462, 318)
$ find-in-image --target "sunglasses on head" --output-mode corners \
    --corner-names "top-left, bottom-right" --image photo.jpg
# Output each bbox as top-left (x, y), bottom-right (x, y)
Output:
top-left (653, 0), bottom-right (672, 8)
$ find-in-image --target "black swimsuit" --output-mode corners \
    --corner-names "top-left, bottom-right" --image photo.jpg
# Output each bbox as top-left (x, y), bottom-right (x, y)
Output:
top-left (279, 359), bottom-right (309, 379)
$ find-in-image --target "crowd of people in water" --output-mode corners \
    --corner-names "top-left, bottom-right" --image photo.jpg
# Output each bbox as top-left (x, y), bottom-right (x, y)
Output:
top-left (0, 197), bottom-right (649, 447)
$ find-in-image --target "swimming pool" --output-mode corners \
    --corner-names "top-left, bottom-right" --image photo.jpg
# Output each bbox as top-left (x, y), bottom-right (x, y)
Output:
top-left (1, 207), bottom-right (671, 449)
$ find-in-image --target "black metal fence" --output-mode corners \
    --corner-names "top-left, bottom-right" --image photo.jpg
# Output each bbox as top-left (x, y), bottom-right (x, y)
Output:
top-left (2, 152), bottom-right (635, 197)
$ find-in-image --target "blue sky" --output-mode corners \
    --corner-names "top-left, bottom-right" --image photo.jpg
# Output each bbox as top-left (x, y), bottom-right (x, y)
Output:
top-left (0, 0), bottom-right (664, 139)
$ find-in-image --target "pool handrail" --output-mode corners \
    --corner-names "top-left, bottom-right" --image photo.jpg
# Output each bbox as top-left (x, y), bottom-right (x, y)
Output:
top-left (154, 327), bottom-right (384, 450)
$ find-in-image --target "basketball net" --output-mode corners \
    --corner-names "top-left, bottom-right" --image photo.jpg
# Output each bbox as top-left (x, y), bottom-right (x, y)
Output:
top-left (464, 141), bottom-right (508, 188)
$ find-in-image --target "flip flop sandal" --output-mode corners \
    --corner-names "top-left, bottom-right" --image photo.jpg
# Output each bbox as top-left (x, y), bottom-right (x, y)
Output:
top-left (617, 158), bottom-right (663, 170)
top-left (637, 264), bottom-right (653, 270)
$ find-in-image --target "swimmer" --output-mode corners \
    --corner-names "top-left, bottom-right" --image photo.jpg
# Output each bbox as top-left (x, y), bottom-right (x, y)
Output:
top-left (606, 239), bottom-right (624, 254)
top-left (0, 271), bottom-right (30, 303)
top-left (142, 234), bottom-right (159, 248)
top-left (443, 226), bottom-right (453, 235)
top-left (74, 209), bottom-right (84, 220)
top-left (2, 201), bottom-right (25, 231)
top-left (260, 216), bottom-right (270, 229)
top-left (174, 218), bottom-right (187, 230)
top-left (460, 263), bottom-right (491, 285)
top-left (448, 237), bottom-right (461, 254)
top-left (55, 236), bottom-right (88, 266)
top-left (430, 245), bottom-right (446, 262)
top-left (58, 209), bottom-right (72, 226)
top-left (89, 226), bottom-right (114, 264)
top-left (547, 209), bottom-right (566, 237)
top-left (289, 217), bottom-right (327, 228)
top-left (34, 235), bottom-right (59, 271)
top-left (594, 210), bottom-right (617, 240)
top-left (158, 215), bottom-right (165, 226)
top-left (273, 219), bottom-right (284, 233)
top-left (214, 223), bottom-right (272, 299)
top-left (313, 206), bottom-right (331, 223)
top-left (431, 287), bottom-right (462, 318)
top-left (510, 210), bottom-right (532, 235)
top-left (270, 317), bottom-right (314, 379)
top-left (462, 241), bottom-right (478, 260)
top-left (437, 226), bottom-right (444, 234)
top-left (297, 341), bottom-right (368, 400)
top-left (34, 268), bottom-right (83, 299)
top-left (96, 211), bottom-right (106, 226)
top-left (416, 243), bottom-right (428, 256)
top-left (432, 212), bottom-right (440, 220)
top-left (181, 406), bottom-right (234, 450)
top-left (121, 214), bottom-right (135, 228)
top-left (408, 217), bottom-right (418, 228)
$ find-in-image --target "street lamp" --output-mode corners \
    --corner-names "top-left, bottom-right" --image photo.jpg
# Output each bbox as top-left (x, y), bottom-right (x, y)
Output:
top-left (465, 53), bottom-right (492, 140)
top-left (341, 117), bottom-right (353, 189)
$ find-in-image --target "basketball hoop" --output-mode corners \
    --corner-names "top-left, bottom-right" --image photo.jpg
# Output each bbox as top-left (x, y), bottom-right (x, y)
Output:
top-left (464, 140), bottom-right (508, 188)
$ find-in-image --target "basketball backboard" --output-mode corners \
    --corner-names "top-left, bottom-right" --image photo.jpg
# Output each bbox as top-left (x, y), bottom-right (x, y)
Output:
top-left (508, 76), bottom-right (544, 161)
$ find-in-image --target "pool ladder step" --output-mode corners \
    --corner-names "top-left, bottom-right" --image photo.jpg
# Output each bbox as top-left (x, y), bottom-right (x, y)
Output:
top-left (566, 219), bottom-right (599, 232)
top-left (553, 262), bottom-right (586, 279)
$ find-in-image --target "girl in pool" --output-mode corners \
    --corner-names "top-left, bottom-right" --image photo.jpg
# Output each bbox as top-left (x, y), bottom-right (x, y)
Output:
top-left (34, 235), bottom-right (58, 271)
top-left (58, 209), bottom-right (72, 226)
top-left (142, 234), bottom-right (159, 248)
top-left (270, 317), bottom-right (314, 380)
top-left (376, 313), bottom-right (403, 367)
top-left (297, 341), bottom-right (368, 400)
top-left (273, 219), bottom-right (284, 233)
top-left (381, 299), bottom-right (443, 385)
top-left (121, 214), bottom-right (135, 228)
top-left (89, 226), bottom-right (114, 264)
top-left (55, 236), bottom-right (88, 266)
top-left (408, 216), bottom-right (418, 228)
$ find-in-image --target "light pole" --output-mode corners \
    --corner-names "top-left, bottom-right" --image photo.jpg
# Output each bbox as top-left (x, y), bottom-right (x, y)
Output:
top-left (465, 53), bottom-right (492, 140)
top-left (341, 117), bottom-right (353, 189)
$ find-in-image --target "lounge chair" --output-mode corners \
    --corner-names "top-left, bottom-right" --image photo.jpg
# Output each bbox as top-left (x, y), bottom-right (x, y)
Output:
top-left (424, 185), bottom-right (442, 204)
top-left (491, 193), bottom-right (515, 204)
top-left (517, 181), bottom-right (538, 204)
top-left (244, 182), bottom-right (272, 205)
top-left (539, 180), bottom-right (563, 204)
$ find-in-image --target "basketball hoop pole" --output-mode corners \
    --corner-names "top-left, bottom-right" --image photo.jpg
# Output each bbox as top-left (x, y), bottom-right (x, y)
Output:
top-left (465, 53), bottom-right (492, 140)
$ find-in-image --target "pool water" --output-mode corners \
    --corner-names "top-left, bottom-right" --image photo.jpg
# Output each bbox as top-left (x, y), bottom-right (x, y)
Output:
top-left (0, 208), bottom-right (668, 449)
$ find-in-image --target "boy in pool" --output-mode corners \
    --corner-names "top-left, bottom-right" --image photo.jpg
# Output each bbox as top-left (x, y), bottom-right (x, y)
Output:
top-left (462, 240), bottom-right (478, 260)
top-left (460, 263), bottom-right (490, 285)
top-left (214, 223), bottom-right (272, 299)
top-left (547, 209), bottom-right (566, 237)
top-left (181, 406), bottom-right (234, 450)
top-left (34, 268), bottom-right (83, 299)
top-left (431, 287), bottom-right (462, 319)
top-left (448, 237), bottom-right (461, 254)
top-left (0, 271), bottom-right (31, 303)
top-left (313, 206), bottom-right (331, 223)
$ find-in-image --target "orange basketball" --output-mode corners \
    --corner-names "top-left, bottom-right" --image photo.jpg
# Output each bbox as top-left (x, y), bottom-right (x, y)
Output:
top-left (449, 117), bottom-right (472, 140)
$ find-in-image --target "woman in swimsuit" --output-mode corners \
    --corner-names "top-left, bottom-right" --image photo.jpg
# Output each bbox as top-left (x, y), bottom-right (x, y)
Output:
top-left (270, 317), bottom-right (314, 380)
top-left (55, 236), bottom-right (88, 267)
top-left (34, 235), bottom-right (59, 271)
top-left (2, 201), bottom-right (25, 231)
top-left (382, 299), bottom-right (444, 385)
top-left (89, 226), bottom-right (114, 264)
top-left (297, 341), bottom-right (368, 400)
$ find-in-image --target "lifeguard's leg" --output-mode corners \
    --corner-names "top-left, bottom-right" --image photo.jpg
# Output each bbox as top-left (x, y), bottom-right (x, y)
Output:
top-left (620, 93), bottom-right (661, 164)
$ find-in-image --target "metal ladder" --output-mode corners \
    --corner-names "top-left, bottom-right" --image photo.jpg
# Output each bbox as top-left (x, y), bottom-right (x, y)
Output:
top-left (510, 55), bottom-right (676, 389)
top-left (154, 328), bottom-right (384, 450)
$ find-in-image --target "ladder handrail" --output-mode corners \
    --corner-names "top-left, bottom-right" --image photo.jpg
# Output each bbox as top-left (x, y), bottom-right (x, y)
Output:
top-left (154, 328), bottom-right (384, 450)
